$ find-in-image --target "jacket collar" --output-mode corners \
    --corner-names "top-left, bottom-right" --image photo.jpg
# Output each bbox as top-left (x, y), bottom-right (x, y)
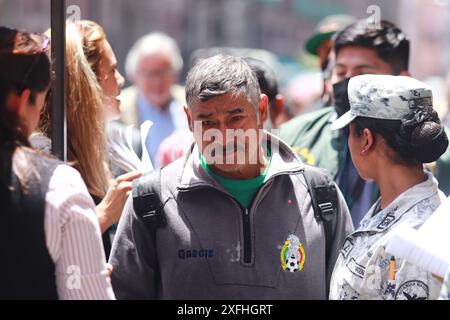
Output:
top-left (354, 172), bottom-right (440, 234)
top-left (176, 131), bottom-right (305, 192)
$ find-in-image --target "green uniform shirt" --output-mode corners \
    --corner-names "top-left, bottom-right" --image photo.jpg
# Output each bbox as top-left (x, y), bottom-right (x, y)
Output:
top-left (279, 106), bottom-right (379, 227)
top-left (200, 150), bottom-right (272, 209)
top-left (279, 106), bottom-right (341, 177)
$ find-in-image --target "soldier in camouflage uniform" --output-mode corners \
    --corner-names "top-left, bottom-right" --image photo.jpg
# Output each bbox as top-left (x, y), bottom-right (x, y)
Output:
top-left (329, 74), bottom-right (449, 300)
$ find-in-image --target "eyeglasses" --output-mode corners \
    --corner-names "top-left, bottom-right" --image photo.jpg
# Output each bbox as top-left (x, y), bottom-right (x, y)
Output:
top-left (0, 31), bottom-right (51, 89)
top-left (138, 68), bottom-right (175, 79)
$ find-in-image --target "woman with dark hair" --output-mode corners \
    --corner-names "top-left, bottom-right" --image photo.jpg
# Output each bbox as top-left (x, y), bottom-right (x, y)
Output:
top-left (0, 27), bottom-right (114, 299)
top-left (329, 74), bottom-right (449, 300)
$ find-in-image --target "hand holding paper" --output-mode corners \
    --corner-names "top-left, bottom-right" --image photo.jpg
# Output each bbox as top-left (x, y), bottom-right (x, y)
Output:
top-left (385, 197), bottom-right (450, 278)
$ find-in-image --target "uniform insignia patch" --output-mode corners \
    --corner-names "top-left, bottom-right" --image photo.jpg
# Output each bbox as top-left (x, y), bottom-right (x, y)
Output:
top-left (346, 258), bottom-right (366, 278)
top-left (395, 280), bottom-right (429, 300)
top-left (341, 238), bottom-right (354, 259)
top-left (293, 147), bottom-right (315, 166)
top-left (377, 211), bottom-right (397, 230)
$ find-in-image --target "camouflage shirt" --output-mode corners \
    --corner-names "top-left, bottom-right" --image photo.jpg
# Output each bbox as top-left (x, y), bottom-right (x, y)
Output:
top-left (330, 172), bottom-right (445, 300)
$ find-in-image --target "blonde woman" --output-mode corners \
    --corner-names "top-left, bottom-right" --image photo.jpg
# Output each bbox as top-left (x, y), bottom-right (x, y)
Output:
top-left (39, 22), bottom-right (141, 258)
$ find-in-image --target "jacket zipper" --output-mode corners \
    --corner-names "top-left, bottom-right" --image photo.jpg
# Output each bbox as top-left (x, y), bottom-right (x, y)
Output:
top-left (179, 176), bottom-right (291, 265)
top-left (238, 180), bottom-right (274, 265)
top-left (242, 208), bottom-right (251, 264)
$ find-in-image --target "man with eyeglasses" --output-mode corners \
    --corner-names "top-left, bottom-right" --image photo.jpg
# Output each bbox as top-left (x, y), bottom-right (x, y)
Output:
top-left (119, 32), bottom-right (187, 166)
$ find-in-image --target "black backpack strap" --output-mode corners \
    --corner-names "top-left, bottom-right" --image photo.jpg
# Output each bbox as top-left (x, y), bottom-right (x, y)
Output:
top-left (132, 168), bottom-right (165, 289)
top-left (132, 168), bottom-right (166, 234)
top-left (301, 166), bottom-right (338, 265)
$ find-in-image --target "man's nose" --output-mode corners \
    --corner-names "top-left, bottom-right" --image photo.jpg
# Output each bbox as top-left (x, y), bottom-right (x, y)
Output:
top-left (346, 69), bottom-right (360, 79)
top-left (217, 123), bottom-right (229, 144)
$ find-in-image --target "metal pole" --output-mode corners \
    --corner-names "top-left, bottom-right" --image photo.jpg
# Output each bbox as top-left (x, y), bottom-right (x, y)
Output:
top-left (50, 0), bottom-right (67, 161)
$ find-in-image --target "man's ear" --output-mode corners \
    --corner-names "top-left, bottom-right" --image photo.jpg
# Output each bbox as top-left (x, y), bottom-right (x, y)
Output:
top-left (273, 94), bottom-right (285, 114)
top-left (259, 94), bottom-right (269, 125)
top-left (184, 106), bottom-right (193, 132)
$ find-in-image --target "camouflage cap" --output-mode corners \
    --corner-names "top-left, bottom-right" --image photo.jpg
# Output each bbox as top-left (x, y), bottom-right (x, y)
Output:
top-left (330, 74), bottom-right (433, 130)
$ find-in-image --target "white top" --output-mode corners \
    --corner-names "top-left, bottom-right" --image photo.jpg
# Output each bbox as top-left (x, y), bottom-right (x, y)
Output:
top-left (44, 164), bottom-right (115, 300)
top-left (330, 172), bottom-right (445, 300)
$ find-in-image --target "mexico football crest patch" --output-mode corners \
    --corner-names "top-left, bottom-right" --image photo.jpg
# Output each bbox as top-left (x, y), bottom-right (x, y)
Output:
top-left (280, 234), bottom-right (306, 272)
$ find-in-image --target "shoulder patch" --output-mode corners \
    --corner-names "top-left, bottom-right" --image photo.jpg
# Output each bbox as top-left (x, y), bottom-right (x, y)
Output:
top-left (395, 280), bottom-right (429, 300)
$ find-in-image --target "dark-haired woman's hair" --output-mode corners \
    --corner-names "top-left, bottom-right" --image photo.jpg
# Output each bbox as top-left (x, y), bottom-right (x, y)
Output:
top-left (353, 109), bottom-right (449, 165)
top-left (334, 20), bottom-right (410, 75)
top-left (0, 27), bottom-right (51, 192)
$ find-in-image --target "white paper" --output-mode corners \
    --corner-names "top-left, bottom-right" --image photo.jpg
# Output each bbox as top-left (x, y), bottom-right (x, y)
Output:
top-left (107, 120), bottom-right (154, 174)
top-left (140, 120), bottom-right (154, 172)
top-left (385, 198), bottom-right (450, 277)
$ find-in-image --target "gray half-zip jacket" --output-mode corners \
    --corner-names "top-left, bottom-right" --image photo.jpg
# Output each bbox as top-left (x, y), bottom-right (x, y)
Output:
top-left (109, 132), bottom-right (354, 299)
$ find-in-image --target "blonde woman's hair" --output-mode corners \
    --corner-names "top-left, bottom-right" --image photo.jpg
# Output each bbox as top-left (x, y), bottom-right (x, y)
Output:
top-left (39, 22), bottom-right (109, 198)
top-left (76, 20), bottom-right (107, 82)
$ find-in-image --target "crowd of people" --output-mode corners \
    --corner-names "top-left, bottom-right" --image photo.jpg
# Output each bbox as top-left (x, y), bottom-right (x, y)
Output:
top-left (1, 13), bottom-right (450, 300)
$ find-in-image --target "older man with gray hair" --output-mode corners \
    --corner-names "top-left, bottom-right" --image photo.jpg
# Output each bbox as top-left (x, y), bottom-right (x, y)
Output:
top-left (119, 32), bottom-right (187, 164)
top-left (109, 55), bottom-right (353, 300)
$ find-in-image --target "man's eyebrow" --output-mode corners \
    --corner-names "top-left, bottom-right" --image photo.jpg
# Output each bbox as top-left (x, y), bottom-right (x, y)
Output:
top-left (197, 113), bottom-right (213, 119)
top-left (355, 64), bottom-right (378, 69)
top-left (226, 108), bottom-right (245, 115)
top-left (336, 63), bottom-right (377, 69)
